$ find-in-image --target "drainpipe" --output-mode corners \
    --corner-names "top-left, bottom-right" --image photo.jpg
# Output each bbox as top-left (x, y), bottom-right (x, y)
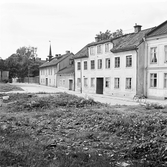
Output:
top-left (135, 49), bottom-right (138, 95)
top-left (80, 59), bottom-right (82, 93)
top-left (144, 39), bottom-right (148, 97)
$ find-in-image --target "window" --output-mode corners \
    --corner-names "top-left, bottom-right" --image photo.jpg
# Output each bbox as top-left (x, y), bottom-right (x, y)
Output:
top-left (105, 43), bottom-right (109, 52)
top-left (84, 61), bottom-right (87, 70)
top-left (90, 47), bottom-right (95, 55)
top-left (114, 78), bottom-right (120, 89)
top-left (150, 73), bottom-right (157, 88)
top-left (98, 59), bottom-right (102, 69)
top-left (91, 60), bottom-right (95, 69)
top-left (105, 77), bottom-right (110, 88)
top-left (126, 55), bottom-right (132, 67)
top-left (165, 46), bottom-right (167, 63)
top-left (164, 73), bottom-right (167, 88)
top-left (150, 47), bottom-right (157, 63)
top-left (105, 58), bottom-right (110, 69)
top-left (63, 80), bottom-right (65, 85)
top-left (91, 78), bottom-right (95, 87)
top-left (77, 62), bottom-right (81, 70)
top-left (115, 57), bottom-right (120, 68)
top-left (77, 78), bottom-right (81, 87)
top-left (84, 78), bottom-right (88, 87)
top-left (97, 45), bottom-right (102, 54)
top-left (126, 78), bottom-right (132, 89)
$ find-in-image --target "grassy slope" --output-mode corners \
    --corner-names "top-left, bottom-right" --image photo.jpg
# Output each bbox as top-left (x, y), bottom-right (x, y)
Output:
top-left (0, 83), bottom-right (23, 92)
top-left (0, 93), bottom-right (167, 167)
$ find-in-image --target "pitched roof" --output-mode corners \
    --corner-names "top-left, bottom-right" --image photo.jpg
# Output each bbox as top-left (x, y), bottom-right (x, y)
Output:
top-left (111, 28), bottom-right (154, 53)
top-left (87, 38), bottom-right (112, 47)
top-left (57, 65), bottom-right (74, 75)
top-left (147, 20), bottom-right (167, 37)
top-left (74, 45), bottom-right (88, 59)
top-left (39, 53), bottom-right (74, 68)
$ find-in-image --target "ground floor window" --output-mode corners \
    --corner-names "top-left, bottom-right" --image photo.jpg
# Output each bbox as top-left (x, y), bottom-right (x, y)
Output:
top-left (91, 78), bottom-right (95, 87)
top-left (105, 77), bottom-right (110, 88)
top-left (114, 78), bottom-right (120, 89)
top-left (126, 78), bottom-right (132, 89)
top-left (84, 78), bottom-right (88, 87)
top-left (63, 79), bottom-right (65, 85)
top-left (150, 73), bottom-right (157, 88)
top-left (77, 78), bottom-right (81, 87)
top-left (164, 73), bottom-right (167, 88)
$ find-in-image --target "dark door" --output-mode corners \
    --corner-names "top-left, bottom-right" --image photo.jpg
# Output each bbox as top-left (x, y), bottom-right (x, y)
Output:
top-left (69, 80), bottom-right (73, 90)
top-left (96, 78), bottom-right (103, 94)
top-left (46, 78), bottom-right (48, 86)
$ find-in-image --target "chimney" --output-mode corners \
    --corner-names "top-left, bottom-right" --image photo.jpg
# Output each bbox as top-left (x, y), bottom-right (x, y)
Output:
top-left (134, 23), bottom-right (142, 33)
top-left (66, 51), bottom-right (70, 54)
top-left (95, 36), bottom-right (99, 42)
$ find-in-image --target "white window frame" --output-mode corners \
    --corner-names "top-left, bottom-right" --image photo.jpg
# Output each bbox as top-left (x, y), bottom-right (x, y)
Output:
top-left (126, 78), bottom-right (132, 89)
top-left (114, 78), bottom-right (120, 89)
top-left (164, 45), bottom-right (167, 63)
top-left (98, 59), bottom-right (102, 69)
top-left (105, 58), bottom-right (110, 69)
top-left (77, 78), bottom-right (81, 87)
top-left (115, 57), bottom-right (120, 68)
top-left (84, 78), bottom-right (88, 87)
top-left (77, 62), bottom-right (81, 70)
top-left (91, 60), bottom-right (95, 69)
top-left (150, 73), bottom-right (157, 88)
top-left (150, 47), bottom-right (157, 64)
top-left (84, 61), bottom-right (87, 70)
top-left (164, 73), bottom-right (167, 88)
top-left (91, 78), bottom-right (95, 87)
top-left (105, 77), bottom-right (110, 88)
top-left (105, 43), bottom-right (109, 53)
top-left (126, 55), bottom-right (132, 67)
top-left (90, 47), bottom-right (95, 55)
top-left (97, 45), bottom-right (102, 54)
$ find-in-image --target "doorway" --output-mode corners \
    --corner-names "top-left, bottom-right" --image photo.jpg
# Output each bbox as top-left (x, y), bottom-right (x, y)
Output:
top-left (96, 78), bottom-right (103, 94)
top-left (69, 79), bottom-right (73, 90)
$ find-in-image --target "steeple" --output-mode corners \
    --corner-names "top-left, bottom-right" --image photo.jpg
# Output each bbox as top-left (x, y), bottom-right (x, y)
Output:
top-left (47, 41), bottom-right (53, 62)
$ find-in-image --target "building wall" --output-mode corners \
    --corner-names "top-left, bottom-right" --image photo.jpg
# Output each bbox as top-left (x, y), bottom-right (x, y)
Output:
top-left (57, 73), bottom-right (74, 90)
top-left (146, 35), bottom-right (167, 99)
top-left (59, 54), bottom-right (73, 71)
top-left (75, 42), bottom-right (137, 98)
top-left (0, 71), bottom-right (1, 81)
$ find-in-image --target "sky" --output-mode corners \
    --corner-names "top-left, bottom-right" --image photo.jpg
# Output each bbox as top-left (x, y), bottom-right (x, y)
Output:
top-left (0, 0), bottom-right (167, 60)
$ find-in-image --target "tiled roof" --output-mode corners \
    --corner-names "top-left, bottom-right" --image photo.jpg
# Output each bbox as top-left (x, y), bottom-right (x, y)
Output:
top-left (87, 38), bottom-right (112, 47)
top-left (74, 45), bottom-right (88, 59)
top-left (57, 66), bottom-right (74, 75)
top-left (111, 28), bottom-right (154, 53)
top-left (147, 20), bottom-right (167, 37)
top-left (39, 53), bottom-right (74, 68)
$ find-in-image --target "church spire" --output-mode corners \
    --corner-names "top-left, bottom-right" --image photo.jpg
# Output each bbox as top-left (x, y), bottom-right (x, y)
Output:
top-left (48, 41), bottom-right (53, 62)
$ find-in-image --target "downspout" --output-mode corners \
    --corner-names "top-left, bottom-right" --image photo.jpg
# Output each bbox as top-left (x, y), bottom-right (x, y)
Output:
top-left (144, 37), bottom-right (148, 97)
top-left (135, 49), bottom-right (138, 95)
top-left (80, 59), bottom-right (82, 93)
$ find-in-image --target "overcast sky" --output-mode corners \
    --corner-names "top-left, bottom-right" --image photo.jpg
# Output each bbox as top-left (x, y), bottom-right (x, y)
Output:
top-left (0, 0), bottom-right (167, 60)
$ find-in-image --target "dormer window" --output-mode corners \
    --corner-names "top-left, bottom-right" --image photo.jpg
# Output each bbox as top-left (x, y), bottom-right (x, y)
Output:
top-left (97, 45), bottom-right (102, 54)
top-left (105, 43), bottom-right (109, 52)
top-left (90, 47), bottom-right (95, 55)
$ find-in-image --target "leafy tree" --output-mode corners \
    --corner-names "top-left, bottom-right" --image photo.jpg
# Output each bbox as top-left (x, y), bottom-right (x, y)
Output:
top-left (96, 29), bottom-right (123, 41)
top-left (0, 58), bottom-right (7, 71)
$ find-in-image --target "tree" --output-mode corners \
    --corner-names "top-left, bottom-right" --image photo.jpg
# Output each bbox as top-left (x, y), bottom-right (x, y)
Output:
top-left (0, 58), bottom-right (7, 71)
top-left (96, 29), bottom-right (123, 41)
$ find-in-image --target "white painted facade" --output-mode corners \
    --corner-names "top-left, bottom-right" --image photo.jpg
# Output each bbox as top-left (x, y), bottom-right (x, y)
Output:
top-left (146, 34), bottom-right (167, 99)
top-left (75, 42), bottom-right (137, 98)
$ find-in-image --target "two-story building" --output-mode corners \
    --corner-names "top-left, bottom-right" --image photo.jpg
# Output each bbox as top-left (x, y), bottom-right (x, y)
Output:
top-left (39, 51), bottom-right (74, 88)
top-left (74, 24), bottom-right (153, 98)
top-left (145, 20), bottom-right (167, 99)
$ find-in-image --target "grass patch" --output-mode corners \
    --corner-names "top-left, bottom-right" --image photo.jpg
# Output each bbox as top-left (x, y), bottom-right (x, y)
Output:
top-left (0, 83), bottom-right (23, 92)
top-left (0, 92), bottom-right (167, 166)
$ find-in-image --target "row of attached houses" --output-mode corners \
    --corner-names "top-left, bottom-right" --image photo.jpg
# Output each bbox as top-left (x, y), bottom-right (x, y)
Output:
top-left (39, 20), bottom-right (167, 100)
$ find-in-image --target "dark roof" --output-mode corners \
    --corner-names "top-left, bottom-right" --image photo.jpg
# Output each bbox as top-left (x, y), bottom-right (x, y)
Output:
top-left (111, 28), bottom-right (154, 53)
top-left (57, 66), bottom-right (74, 75)
top-left (39, 53), bottom-right (74, 68)
top-left (74, 45), bottom-right (88, 59)
top-left (147, 20), bottom-right (167, 37)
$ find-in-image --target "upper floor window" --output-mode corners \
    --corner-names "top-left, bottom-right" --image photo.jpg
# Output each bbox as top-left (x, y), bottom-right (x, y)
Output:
top-left (91, 60), bottom-right (95, 69)
top-left (98, 59), bottom-right (102, 69)
top-left (84, 61), bottom-right (87, 70)
top-left (126, 55), bottom-right (132, 67)
top-left (164, 73), bottom-right (167, 88)
top-left (115, 57), bottom-right (120, 68)
top-left (126, 78), bottom-right (132, 89)
top-left (77, 62), bottom-right (81, 70)
top-left (90, 47), bottom-right (95, 55)
top-left (105, 58), bottom-right (110, 69)
top-left (150, 73), bottom-right (157, 88)
top-left (105, 43), bottom-right (109, 52)
top-left (150, 47), bottom-right (157, 63)
top-left (165, 45), bottom-right (167, 63)
top-left (114, 78), bottom-right (120, 89)
top-left (97, 45), bottom-right (102, 54)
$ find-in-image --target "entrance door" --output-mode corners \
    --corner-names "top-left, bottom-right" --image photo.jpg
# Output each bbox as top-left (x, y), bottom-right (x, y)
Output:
top-left (96, 78), bottom-right (103, 94)
top-left (46, 78), bottom-right (48, 86)
top-left (69, 80), bottom-right (73, 90)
